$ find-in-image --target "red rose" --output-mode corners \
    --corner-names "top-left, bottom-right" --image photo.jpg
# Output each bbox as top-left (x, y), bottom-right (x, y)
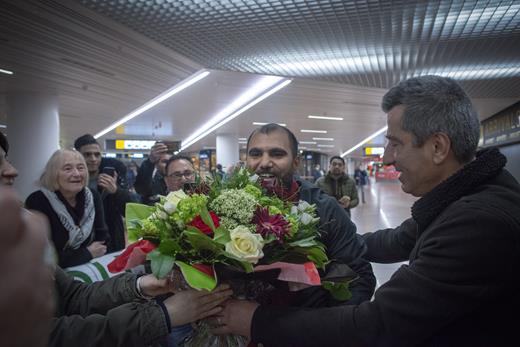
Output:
top-left (188, 212), bottom-right (220, 236)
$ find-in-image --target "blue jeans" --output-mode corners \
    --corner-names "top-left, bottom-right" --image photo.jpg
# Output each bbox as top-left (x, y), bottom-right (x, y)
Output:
top-left (162, 323), bottom-right (193, 347)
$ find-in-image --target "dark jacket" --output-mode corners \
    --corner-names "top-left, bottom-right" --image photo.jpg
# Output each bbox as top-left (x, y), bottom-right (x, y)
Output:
top-left (315, 173), bottom-right (359, 214)
top-left (25, 188), bottom-right (109, 268)
top-left (95, 158), bottom-right (136, 252)
top-left (50, 267), bottom-right (169, 346)
top-left (134, 159), bottom-right (167, 205)
top-left (294, 178), bottom-right (375, 306)
top-left (251, 148), bottom-right (520, 346)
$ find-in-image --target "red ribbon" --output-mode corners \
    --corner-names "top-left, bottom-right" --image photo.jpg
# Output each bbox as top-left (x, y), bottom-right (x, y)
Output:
top-left (107, 239), bottom-right (156, 273)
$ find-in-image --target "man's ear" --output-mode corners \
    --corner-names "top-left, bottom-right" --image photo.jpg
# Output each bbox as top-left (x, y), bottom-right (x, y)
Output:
top-left (292, 154), bottom-right (300, 171)
top-left (430, 133), bottom-right (451, 165)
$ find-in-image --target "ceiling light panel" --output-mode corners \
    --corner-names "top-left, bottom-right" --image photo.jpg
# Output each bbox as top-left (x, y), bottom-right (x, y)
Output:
top-left (308, 115), bottom-right (343, 121)
top-left (313, 137), bottom-right (334, 141)
top-left (78, 0), bottom-right (520, 97)
top-left (301, 129), bottom-right (327, 133)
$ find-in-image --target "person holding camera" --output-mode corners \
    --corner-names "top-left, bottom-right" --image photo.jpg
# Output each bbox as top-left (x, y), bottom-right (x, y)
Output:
top-left (134, 141), bottom-right (172, 205)
top-left (74, 134), bottom-right (136, 252)
top-left (25, 149), bottom-right (109, 267)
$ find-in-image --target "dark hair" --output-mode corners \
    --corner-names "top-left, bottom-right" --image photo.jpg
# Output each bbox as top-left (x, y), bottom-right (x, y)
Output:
top-left (74, 134), bottom-right (99, 150)
top-left (0, 131), bottom-right (8, 154)
top-left (165, 155), bottom-right (193, 173)
top-left (247, 123), bottom-right (298, 157)
top-left (382, 75), bottom-right (479, 163)
top-left (329, 156), bottom-right (345, 164)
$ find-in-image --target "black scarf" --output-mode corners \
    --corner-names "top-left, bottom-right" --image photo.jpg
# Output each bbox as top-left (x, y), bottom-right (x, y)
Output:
top-left (412, 147), bottom-right (506, 231)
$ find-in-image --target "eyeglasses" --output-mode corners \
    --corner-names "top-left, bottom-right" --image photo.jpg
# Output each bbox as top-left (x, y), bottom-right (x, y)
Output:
top-left (166, 171), bottom-right (195, 180)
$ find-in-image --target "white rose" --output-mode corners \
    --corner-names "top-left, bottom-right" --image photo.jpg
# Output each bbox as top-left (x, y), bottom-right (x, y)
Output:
top-left (225, 226), bottom-right (264, 264)
top-left (297, 200), bottom-right (311, 212)
top-left (300, 212), bottom-right (314, 225)
top-left (156, 210), bottom-right (168, 220)
top-left (163, 190), bottom-right (188, 214)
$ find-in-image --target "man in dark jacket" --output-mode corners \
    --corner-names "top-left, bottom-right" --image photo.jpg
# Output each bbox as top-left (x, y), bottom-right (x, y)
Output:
top-left (213, 76), bottom-right (520, 346)
top-left (241, 123), bottom-right (375, 307)
top-left (315, 156), bottom-right (359, 217)
top-left (74, 134), bottom-right (136, 252)
top-left (134, 141), bottom-right (171, 204)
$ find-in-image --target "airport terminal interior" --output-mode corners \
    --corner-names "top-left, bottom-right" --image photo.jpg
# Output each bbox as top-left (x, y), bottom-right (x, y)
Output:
top-left (1, 0), bottom-right (520, 345)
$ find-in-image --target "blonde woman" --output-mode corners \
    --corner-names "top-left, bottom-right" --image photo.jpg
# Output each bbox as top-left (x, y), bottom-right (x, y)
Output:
top-left (25, 149), bottom-right (109, 267)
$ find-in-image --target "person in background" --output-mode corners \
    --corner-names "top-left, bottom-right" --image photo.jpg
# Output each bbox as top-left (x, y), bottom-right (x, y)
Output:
top-left (126, 160), bottom-right (139, 191)
top-left (135, 141), bottom-right (172, 204)
top-left (164, 155), bottom-right (196, 193)
top-left (215, 163), bottom-right (225, 181)
top-left (74, 134), bottom-right (135, 252)
top-left (354, 165), bottom-right (369, 203)
top-left (212, 76), bottom-right (520, 347)
top-left (311, 164), bottom-right (323, 182)
top-left (0, 131), bottom-right (53, 347)
top-left (25, 149), bottom-right (109, 267)
top-left (315, 156), bottom-right (359, 217)
top-left (1, 131), bottom-right (233, 347)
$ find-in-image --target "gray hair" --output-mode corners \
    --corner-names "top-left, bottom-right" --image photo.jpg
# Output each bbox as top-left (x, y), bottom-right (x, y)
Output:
top-left (382, 75), bottom-right (480, 163)
top-left (40, 149), bottom-right (89, 191)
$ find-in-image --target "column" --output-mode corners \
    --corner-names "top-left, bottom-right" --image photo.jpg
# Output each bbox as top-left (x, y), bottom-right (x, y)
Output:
top-left (6, 92), bottom-right (60, 199)
top-left (216, 133), bottom-right (239, 172)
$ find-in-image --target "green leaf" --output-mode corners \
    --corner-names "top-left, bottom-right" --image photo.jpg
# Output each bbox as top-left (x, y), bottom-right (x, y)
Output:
top-left (199, 205), bottom-right (216, 232)
top-left (221, 251), bottom-right (254, 273)
top-left (183, 227), bottom-right (223, 254)
top-left (147, 249), bottom-right (175, 279)
top-left (213, 227), bottom-right (231, 245)
top-left (126, 203), bottom-right (155, 242)
top-left (158, 239), bottom-right (182, 257)
top-left (322, 281), bottom-right (352, 301)
top-left (300, 246), bottom-right (329, 270)
top-left (175, 260), bottom-right (217, 291)
top-left (288, 236), bottom-right (318, 248)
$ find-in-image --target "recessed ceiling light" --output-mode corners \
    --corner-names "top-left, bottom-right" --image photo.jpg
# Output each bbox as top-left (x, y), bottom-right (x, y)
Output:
top-left (94, 70), bottom-right (210, 139)
top-left (341, 126), bottom-right (388, 157)
top-left (312, 137), bottom-right (334, 141)
top-left (252, 122), bottom-right (286, 126)
top-left (238, 137), bottom-right (247, 141)
top-left (301, 129), bottom-right (327, 133)
top-left (0, 68), bottom-right (13, 75)
top-left (317, 144), bottom-right (334, 148)
top-left (299, 141), bottom-right (317, 144)
top-left (308, 115), bottom-right (343, 121)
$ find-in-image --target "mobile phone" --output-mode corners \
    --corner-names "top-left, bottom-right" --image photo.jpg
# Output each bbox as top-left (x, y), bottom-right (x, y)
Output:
top-left (163, 140), bottom-right (180, 153)
top-left (101, 166), bottom-right (116, 177)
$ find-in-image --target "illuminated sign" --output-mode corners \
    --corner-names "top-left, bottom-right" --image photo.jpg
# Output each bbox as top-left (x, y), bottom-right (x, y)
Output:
top-left (364, 147), bottom-right (384, 156)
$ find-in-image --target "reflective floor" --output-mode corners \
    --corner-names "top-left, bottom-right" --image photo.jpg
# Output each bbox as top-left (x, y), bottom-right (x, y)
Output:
top-left (350, 179), bottom-right (418, 288)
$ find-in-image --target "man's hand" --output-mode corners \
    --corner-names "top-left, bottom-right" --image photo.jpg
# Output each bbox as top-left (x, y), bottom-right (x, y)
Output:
top-left (98, 171), bottom-right (118, 194)
top-left (138, 273), bottom-right (175, 297)
top-left (0, 188), bottom-right (54, 347)
top-left (339, 195), bottom-right (351, 208)
top-left (149, 142), bottom-right (168, 164)
top-left (87, 240), bottom-right (107, 258)
top-left (163, 284), bottom-right (233, 327)
top-left (210, 299), bottom-right (259, 338)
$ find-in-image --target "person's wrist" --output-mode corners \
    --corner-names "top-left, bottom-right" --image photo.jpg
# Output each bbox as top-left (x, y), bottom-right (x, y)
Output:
top-left (136, 276), bottom-right (154, 300)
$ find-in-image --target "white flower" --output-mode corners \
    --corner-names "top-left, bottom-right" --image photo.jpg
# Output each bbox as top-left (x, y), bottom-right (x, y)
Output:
top-left (225, 226), bottom-right (264, 264)
top-left (297, 200), bottom-right (312, 212)
top-left (156, 210), bottom-right (168, 220)
top-left (300, 212), bottom-right (314, 225)
top-left (249, 173), bottom-right (259, 183)
top-left (163, 190), bottom-right (188, 214)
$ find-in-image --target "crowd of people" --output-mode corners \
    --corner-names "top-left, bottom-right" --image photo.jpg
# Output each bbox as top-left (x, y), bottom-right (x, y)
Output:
top-left (1, 75), bottom-right (519, 346)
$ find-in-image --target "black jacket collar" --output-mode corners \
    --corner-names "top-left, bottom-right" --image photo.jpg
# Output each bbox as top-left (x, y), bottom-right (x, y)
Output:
top-left (412, 147), bottom-right (506, 230)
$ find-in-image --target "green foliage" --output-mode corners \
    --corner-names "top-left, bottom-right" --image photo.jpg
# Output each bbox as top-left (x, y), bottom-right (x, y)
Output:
top-left (175, 261), bottom-right (217, 291)
top-left (322, 281), bottom-right (352, 301)
top-left (147, 249), bottom-right (175, 279)
top-left (213, 227), bottom-right (231, 245)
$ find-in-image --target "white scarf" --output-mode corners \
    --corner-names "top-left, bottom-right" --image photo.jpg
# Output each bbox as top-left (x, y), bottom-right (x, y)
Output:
top-left (40, 187), bottom-right (95, 250)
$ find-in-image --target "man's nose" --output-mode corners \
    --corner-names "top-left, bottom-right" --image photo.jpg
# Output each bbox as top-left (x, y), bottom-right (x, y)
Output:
top-left (3, 162), bottom-right (18, 178)
top-left (258, 154), bottom-right (273, 168)
top-left (382, 145), bottom-right (395, 165)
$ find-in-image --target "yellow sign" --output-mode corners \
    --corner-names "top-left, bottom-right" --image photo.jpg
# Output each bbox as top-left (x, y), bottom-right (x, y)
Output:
top-left (115, 125), bottom-right (125, 134)
top-left (115, 140), bottom-right (125, 150)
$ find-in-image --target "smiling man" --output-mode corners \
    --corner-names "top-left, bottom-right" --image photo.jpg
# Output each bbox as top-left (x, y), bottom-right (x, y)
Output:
top-left (244, 123), bottom-right (376, 307)
top-left (213, 76), bottom-right (520, 346)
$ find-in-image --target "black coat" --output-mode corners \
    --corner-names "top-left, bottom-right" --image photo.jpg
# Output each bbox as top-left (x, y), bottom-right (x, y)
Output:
top-left (134, 158), bottom-right (167, 205)
top-left (251, 148), bottom-right (520, 346)
top-left (25, 188), bottom-right (109, 268)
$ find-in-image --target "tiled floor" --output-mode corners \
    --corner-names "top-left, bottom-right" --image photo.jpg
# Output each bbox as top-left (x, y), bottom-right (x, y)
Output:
top-left (350, 178), bottom-right (418, 288)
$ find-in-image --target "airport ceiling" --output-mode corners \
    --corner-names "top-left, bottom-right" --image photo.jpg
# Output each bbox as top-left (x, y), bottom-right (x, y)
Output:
top-left (1, 0), bottom-right (519, 156)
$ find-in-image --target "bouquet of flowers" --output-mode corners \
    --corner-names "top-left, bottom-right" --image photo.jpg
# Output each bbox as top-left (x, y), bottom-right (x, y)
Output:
top-left (108, 168), bottom-right (353, 346)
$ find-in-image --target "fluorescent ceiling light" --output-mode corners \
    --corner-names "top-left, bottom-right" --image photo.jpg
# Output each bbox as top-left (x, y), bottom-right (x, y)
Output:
top-left (180, 77), bottom-right (292, 151)
top-left (313, 137), bottom-right (334, 141)
top-left (238, 141), bottom-right (247, 144)
top-left (299, 141), bottom-right (317, 144)
top-left (317, 144), bottom-right (335, 148)
top-left (0, 68), bottom-right (13, 75)
top-left (341, 126), bottom-right (388, 157)
top-left (93, 70), bottom-right (210, 139)
top-left (0, 124), bottom-right (6, 128)
top-left (238, 137), bottom-right (247, 141)
top-left (252, 122), bottom-right (286, 126)
top-left (308, 115), bottom-right (343, 121)
top-left (301, 129), bottom-right (327, 133)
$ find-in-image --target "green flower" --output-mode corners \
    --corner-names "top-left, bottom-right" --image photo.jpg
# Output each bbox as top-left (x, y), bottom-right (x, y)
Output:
top-left (244, 184), bottom-right (262, 200)
top-left (173, 194), bottom-right (208, 224)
